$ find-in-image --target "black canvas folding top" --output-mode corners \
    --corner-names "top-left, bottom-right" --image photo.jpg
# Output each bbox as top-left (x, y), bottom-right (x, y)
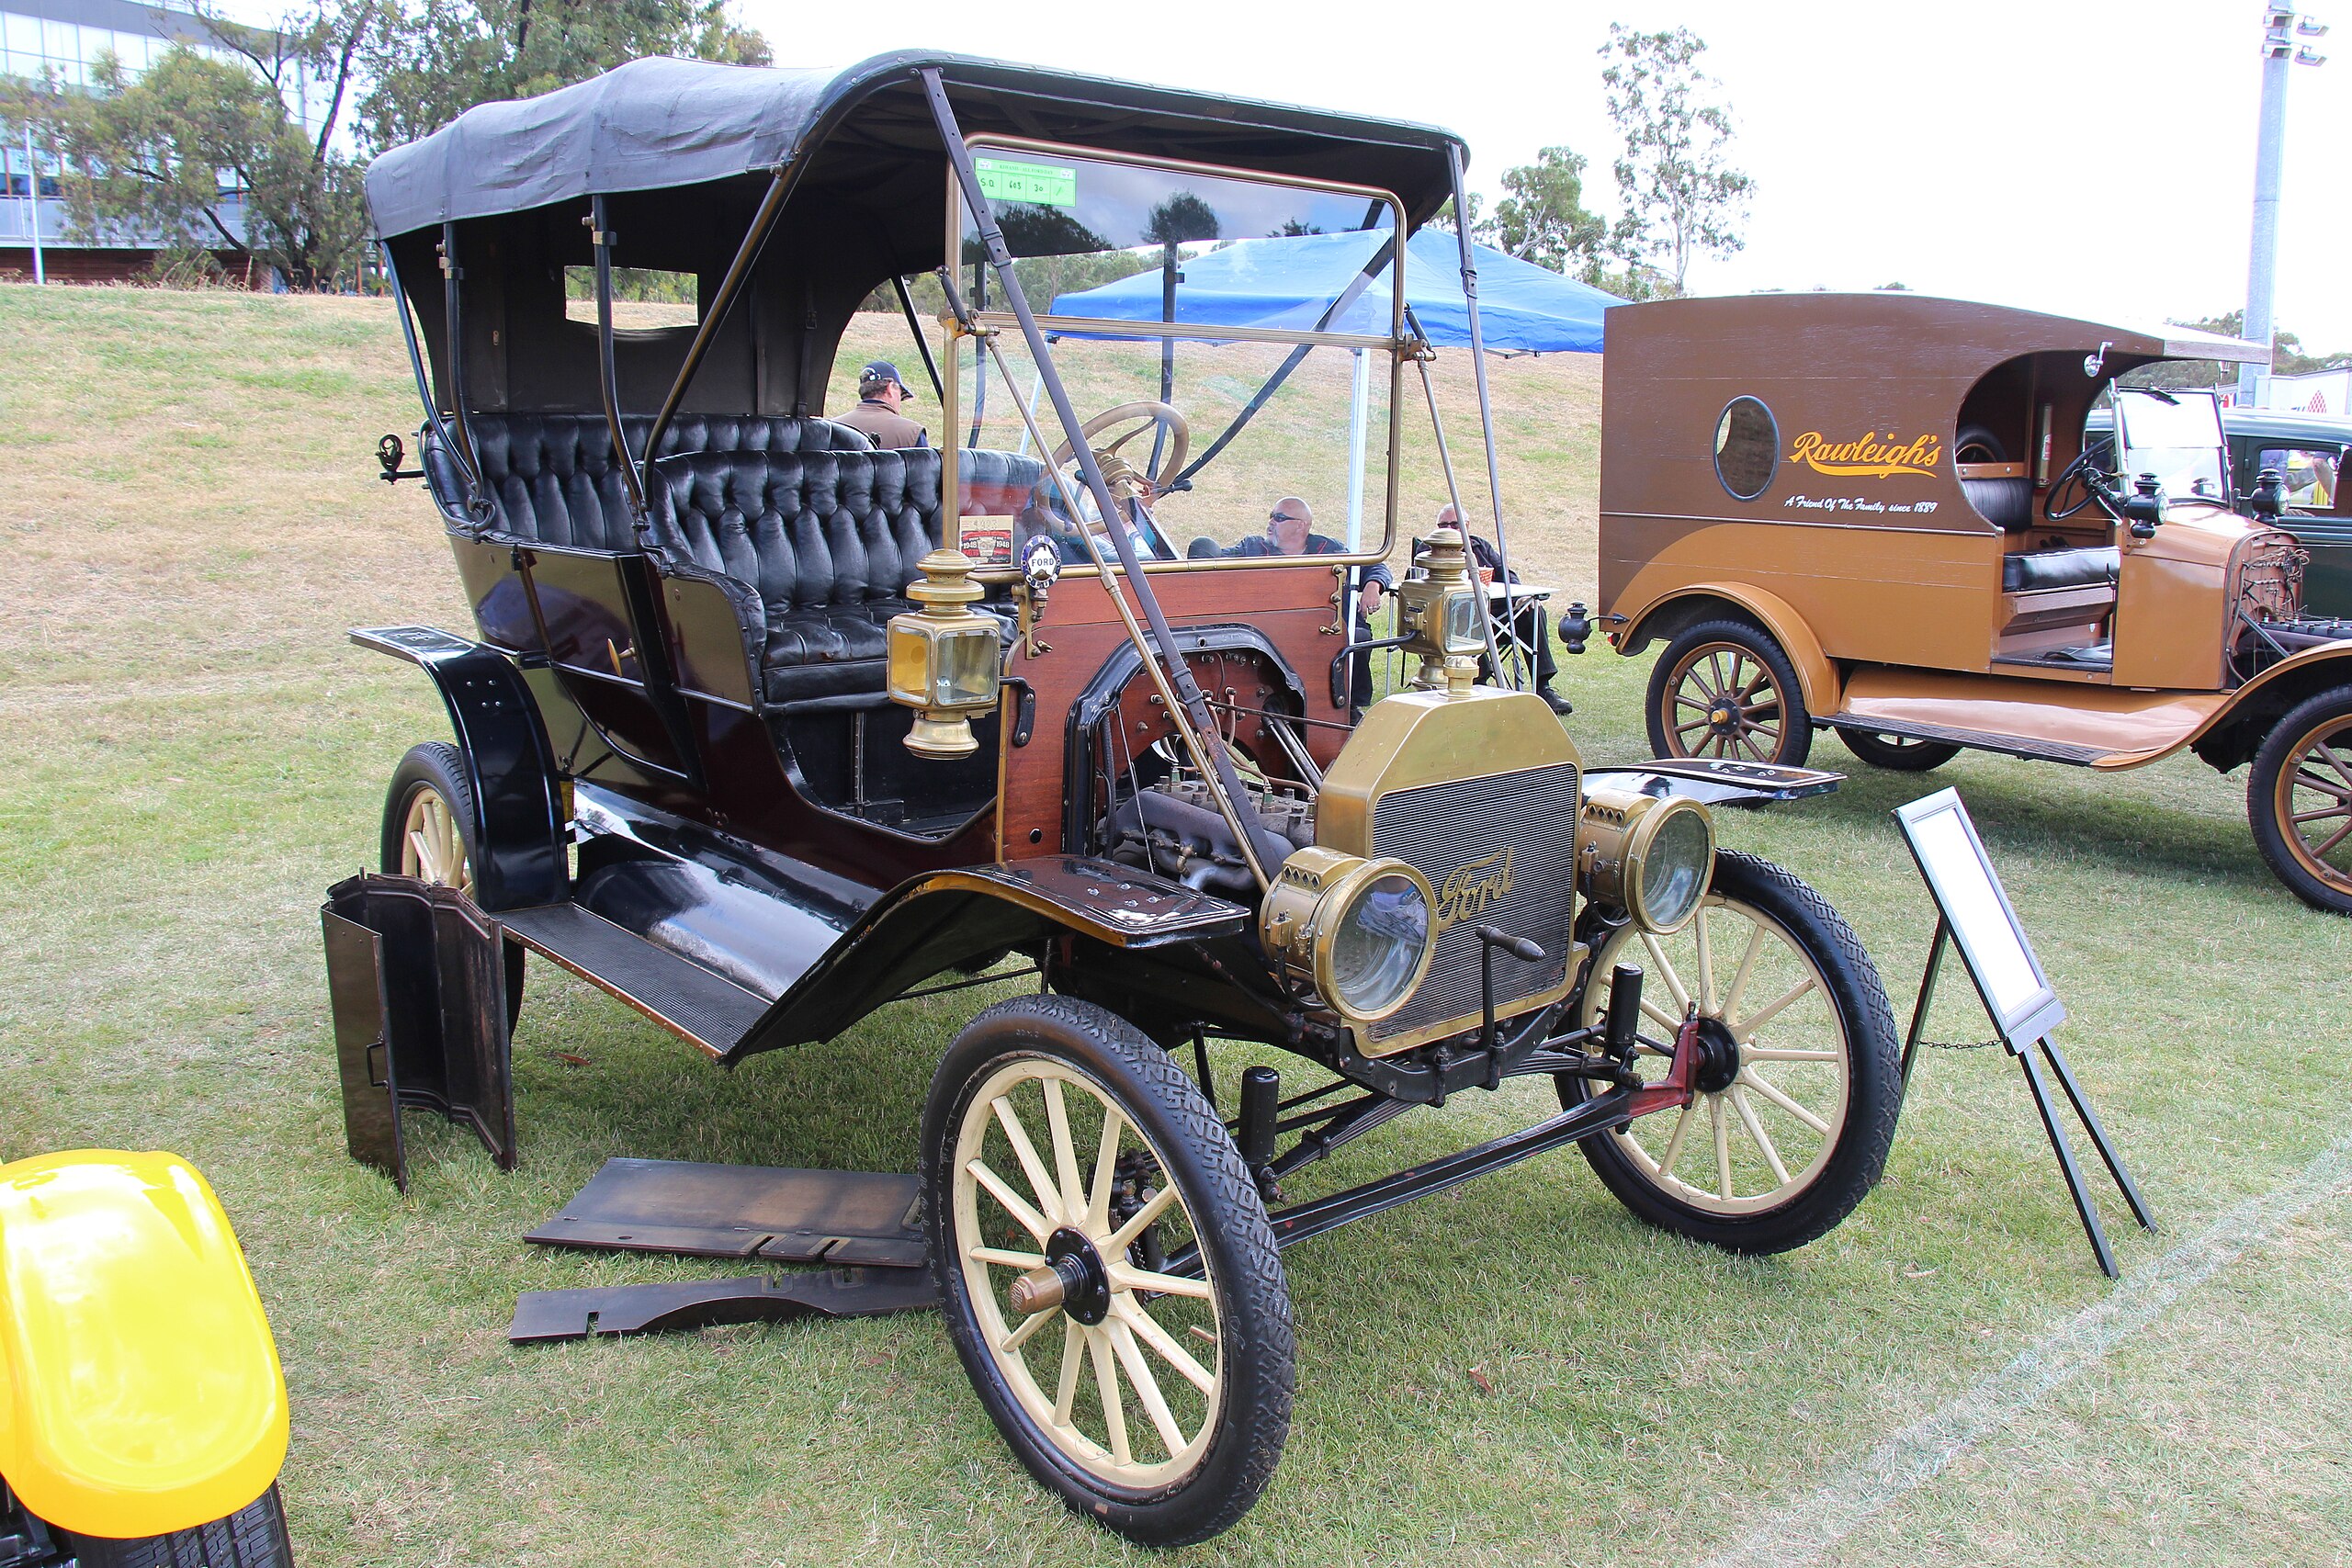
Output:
top-left (362, 51), bottom-right (1466, 239)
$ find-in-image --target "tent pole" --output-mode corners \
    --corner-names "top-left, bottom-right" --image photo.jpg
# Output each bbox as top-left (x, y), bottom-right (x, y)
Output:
top-left (1345, 346), bottom-right (1369, 549)
top-left (1445, 144), bottom-right (1522, 690)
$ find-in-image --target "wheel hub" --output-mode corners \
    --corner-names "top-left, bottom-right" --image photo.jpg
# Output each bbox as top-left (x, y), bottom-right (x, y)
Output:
top-left (1706, 698), bottom-right (1741, 735)
top-left (1012, 1226), bottom-right (1114, 1325)
top-left (1692, 1016), bottom-right (1741, 1095)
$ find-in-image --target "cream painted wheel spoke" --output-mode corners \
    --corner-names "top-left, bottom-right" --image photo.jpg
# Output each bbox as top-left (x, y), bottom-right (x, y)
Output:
top-left (1736, 976), bottom-right (1816, 1039)
top-left (1086, 1326), bottom-right (1133, 1467)
top-left (1722, 919), bottom-right (1766, 1021)
top-left (1042, 1078), bottom-right (1087, 1221)
top-left (989, 1096), bottom-right (1064, 1227)
top-left (1639, 996), bottom-right (1682, 1035)
top-left (1730, 1086), bottom-right (1791, 1185)
top-left (1087, 1107), bottom-right (1125, 1232)
top-left (1694, 907), bottom-right (1717, 1013)
top-left (1102, 1180), bottom-right (1182, 1256)
top-left (1000, 1303), bottom-right (1061, 1353)
top-left (1711, 1095), bottom-right (1732, 1201)
top-left (1639, 931), bottom-right (1691, 1010)
top-left (1657, 1103), bottom-right (1694, 1182)
top-left (968, 1246), bottom-right (1045, 1269)
top-left (1113, 1297), bottom-right (1215, 1393)
top-left (1745, 1045), bottom-right (1837, 1063)
top-left (1108, 1318), bottom-right (1187, 1456)
top-left (1052, 1317), bottom-right (1086, 1426)
top-left (1739, 1067), bottom-right (1830, 1134)
top-left (967, 1157), bottom-right (1052, 1244)
top-left (1108, 1264), bottom-right (1216, 1301)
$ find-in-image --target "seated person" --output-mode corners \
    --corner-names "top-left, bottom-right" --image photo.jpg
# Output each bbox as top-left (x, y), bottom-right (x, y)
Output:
top-left (1221, 497), bottom-right (1394, 718)
top-left (836, 360), bottom-right (930, 448)
top-left (1425, 503), bottom-right (1570, 715)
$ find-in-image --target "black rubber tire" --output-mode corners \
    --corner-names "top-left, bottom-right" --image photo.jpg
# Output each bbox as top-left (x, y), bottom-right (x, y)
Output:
top-left (380, 740), bottom-right (528, 1028)
top-left (1953, 423), bottom-right (2007, 465)
top-left (1645, 618), bottom-right (1815, 767)
top-left (1838, 728), bottom-right (1962, 773)
top-left (59, 1483), bottom-right (294, 1567)
top-left (2247, 686), bottom-right (2352, 916)
top-left (1557, 852), bottom-right (1901, 1254)
top-left (922, 995), bottom-right (1294, 1548)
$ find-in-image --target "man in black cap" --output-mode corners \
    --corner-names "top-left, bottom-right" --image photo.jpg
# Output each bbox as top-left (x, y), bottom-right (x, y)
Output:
top-left (837, 360), bottom-right (929, 448)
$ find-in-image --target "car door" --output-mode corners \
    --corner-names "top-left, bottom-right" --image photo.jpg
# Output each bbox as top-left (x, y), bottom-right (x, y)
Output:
top-left (514, 544), bottom-right (700, 783)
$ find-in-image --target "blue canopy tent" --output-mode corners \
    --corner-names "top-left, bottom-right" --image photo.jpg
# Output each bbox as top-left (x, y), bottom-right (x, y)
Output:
top-left (1050, 226), bottom-right (1615, 354)
top-left (1048, 228), bottom-right (1615, 542)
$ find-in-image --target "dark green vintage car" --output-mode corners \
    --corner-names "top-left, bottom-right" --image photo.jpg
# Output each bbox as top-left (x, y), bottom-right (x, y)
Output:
top-left (2222, 407), bottom-right (2352, 616)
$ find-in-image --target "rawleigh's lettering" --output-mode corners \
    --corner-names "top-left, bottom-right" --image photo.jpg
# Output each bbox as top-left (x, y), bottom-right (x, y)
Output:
top-left (1434, 848), bottom-right (1514, 935)
top-left (1787, 430), bottom-right (1941, 480)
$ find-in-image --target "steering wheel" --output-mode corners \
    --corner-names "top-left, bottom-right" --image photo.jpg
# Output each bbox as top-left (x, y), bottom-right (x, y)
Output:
top-left (1047, 400), bottom-right (1191, 502)
top-left (2045, 448), bottom-right (2121, 523)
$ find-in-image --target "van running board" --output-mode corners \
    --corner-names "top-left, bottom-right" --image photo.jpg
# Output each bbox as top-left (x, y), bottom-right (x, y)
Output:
top-left (498, 903), bottom-right (770, 1055)
top-left (1825, 715), bottom-right (2109, 766)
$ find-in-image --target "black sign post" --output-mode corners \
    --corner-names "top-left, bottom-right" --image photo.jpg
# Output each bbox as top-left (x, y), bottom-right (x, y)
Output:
top-left (1894, 789), bottom-right (2155, 1277)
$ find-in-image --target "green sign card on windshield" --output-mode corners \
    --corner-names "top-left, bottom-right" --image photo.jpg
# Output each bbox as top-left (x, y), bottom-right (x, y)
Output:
top-left (975, 156), bottom-right (1078, 208)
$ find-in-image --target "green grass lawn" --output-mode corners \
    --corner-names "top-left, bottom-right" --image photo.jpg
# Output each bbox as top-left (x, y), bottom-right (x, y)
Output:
top-left (1, 286), bottom-right (2347, 1566)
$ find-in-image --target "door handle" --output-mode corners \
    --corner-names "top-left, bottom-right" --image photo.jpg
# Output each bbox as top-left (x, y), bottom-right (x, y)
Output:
top-left (606, 638), bottom-right (635, 678)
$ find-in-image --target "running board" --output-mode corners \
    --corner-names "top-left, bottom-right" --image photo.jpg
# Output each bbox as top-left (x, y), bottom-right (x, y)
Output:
top-left (1825, 715), bottom-right (2108, 766)
top-left (499, 903), bottom-right (769, 1055)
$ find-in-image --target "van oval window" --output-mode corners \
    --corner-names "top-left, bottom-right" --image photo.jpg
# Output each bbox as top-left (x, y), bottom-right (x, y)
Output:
top-left (1714, 397), bottom-right (1779, 501)
top-left (1712, 400), bottom-right (1778, 502)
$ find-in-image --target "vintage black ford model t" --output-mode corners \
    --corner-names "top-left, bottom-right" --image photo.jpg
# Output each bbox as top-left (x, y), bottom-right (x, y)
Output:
top-left (348, 53), bottom-right (1902, 1544)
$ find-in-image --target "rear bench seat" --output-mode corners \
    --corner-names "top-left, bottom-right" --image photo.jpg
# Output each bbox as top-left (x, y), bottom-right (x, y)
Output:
top-left (423, 412), bottom-right (1046, 708)
top-left (421, 413), bottom-right (876, 548)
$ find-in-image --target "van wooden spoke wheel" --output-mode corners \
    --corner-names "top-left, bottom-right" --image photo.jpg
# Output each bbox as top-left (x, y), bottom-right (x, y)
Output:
top-left (2250, 687), bottom-right (2352, 915)
top-left (1839, 728), bottom-right (1962, 773)
top-left (922, 997), bottom-right (1293, 1548)
top-left (1558, 852), bottom-right (1899, 1253)
top-left (1645, 619), bottom-right (1814, 768)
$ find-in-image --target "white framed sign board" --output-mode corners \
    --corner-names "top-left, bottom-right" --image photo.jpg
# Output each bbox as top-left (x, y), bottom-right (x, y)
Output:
top-left (1892, 788), bottom-right (2154, 1277)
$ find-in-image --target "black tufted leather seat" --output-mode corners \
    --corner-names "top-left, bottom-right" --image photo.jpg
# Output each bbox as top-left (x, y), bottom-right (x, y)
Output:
top-left (646, 446), bottom-right (1042, 705)
top-left (2002, 547), bottom-right (2120, 592)
top-left (422, 413), bottom-right (876, 550)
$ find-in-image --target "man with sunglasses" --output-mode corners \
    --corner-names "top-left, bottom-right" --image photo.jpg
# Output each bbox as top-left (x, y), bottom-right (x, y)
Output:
top-left (1218, 497), bottom-right (1392, 718)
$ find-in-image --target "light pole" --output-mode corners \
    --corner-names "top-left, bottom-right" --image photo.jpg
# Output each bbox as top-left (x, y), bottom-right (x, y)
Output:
top-left (20, 125), bottom-right (42, 287)
top-left (2239, 6), bottom-right (2327, 407)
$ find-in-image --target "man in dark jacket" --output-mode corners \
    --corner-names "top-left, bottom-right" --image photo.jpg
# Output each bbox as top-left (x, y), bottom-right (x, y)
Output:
top-left (1431, 504), bottom-right (1569, 714)
top-left (1222, 496), bottom-right (1394, 718)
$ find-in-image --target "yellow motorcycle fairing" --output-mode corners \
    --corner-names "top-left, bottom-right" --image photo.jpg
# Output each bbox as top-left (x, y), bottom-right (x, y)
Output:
top-left (0, 1150), bottom-right (288, 1540)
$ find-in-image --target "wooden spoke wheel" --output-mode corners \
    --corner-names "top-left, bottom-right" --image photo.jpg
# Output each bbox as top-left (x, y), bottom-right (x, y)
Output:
top-left (1839, 728), bottom-right (1962, 773)
top-left (1645, 619), bottom-right (1814, 767)
top-left (380, 740), bottom-right (526, 1025)
top-left (2250, 687), bottom-right (2352, 915)
top-left (1558, 852), bottom-right (1899, 1253)
top-left (923, 997), bottom-right (1292, 1547)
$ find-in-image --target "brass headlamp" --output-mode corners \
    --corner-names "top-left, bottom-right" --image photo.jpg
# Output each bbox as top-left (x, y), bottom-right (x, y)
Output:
top-left (1260, 846), bottom-right (1436, 1025)
top-left (1396, 526), bottom-right (1484, 692)
top-left (888, 548), bottom-right (1004, 759)
top-left (1576, 787), bottom-right (1716, 935)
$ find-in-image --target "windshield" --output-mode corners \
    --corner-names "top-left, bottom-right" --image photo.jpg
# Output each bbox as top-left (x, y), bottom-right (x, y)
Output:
top-left (2113, 388), bottom-right (2231, 502)
top-left (946, 141), bottom-right (1407, 573)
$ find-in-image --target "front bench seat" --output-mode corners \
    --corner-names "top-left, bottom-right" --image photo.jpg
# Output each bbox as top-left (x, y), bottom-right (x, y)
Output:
top-left (2002, 547), bottom-right (2120, 592)
top-left (422, 413), bottom-right (876, 549)
top-left (646, 447), bottom-right (941, 705)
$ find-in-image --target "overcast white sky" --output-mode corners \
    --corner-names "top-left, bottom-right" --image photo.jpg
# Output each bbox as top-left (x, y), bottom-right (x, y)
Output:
top-left (729, 0), bottom-right (2351, 350)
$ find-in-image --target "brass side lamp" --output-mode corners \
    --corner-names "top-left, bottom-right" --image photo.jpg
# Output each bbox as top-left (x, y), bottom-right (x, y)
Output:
top-left (1396, 526), bottom-right (1484, 692)
top-left (888, 549), bottom-right (1004, 759)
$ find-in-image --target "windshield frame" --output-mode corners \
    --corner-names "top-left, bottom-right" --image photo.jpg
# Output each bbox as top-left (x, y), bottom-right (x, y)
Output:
top-left (942, 133), bottom-right (1413, 580)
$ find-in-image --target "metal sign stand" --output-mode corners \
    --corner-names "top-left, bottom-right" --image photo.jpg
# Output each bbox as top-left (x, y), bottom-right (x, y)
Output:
top-left (1894, 791), bottom-right (2155, 1278)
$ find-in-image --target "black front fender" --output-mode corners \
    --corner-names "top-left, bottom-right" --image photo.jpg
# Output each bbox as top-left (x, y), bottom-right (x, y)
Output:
top-left (726, 857), bottom-right (1249, 1061)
